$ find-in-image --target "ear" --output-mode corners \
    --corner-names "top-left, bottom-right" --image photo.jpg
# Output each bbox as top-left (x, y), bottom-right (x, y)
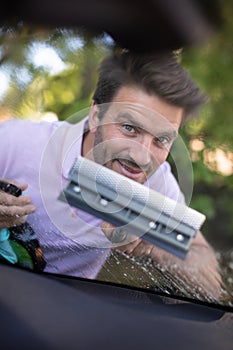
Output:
top-left (88, 101), bottom-right (99, 133)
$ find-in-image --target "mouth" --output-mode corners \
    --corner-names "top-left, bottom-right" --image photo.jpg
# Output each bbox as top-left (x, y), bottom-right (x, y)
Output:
top-left (118, 159), bottom-right (141, 173)
top-left (115, 159), bottom-right (145, 181)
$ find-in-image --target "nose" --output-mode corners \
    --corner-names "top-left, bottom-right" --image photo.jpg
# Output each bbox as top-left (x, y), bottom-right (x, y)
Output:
top-left (128, 136), bottom-right (153, 169)
top-left (128, 135), bottom-right (168, 170)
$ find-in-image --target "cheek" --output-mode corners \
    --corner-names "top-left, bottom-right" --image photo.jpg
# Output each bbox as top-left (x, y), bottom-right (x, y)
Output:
top-left (100, 126), bottom-right (128, 149)
top-left (151, 148), bottom-right (169, 166)
top-left (104, 126), bottom-right (122, 141)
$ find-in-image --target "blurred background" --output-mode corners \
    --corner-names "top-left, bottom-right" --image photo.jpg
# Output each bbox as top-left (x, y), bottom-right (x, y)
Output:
top-left (0, 0), bottom-right (232, 292)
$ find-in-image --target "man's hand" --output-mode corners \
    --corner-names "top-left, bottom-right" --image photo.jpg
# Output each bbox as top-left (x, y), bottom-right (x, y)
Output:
top-left (101, 221), bottom-right (223, 299)
top-left (0, 180), bottom-right (36, 229)
top-left (101, 221), bottom-right (154, 257)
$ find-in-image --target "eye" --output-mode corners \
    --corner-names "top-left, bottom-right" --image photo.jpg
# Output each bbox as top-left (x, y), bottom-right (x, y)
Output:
top-left (122, 124), bottom-right (135, 133)
top-left (155, 136), bottom-right (172, 147)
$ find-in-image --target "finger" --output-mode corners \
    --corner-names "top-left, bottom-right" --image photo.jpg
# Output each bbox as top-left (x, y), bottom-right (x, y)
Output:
top-left (101, 222), bottom-right (127, 244)
top-left (0, 215), bottom-right (28, 229)
top-left (0, 205), bottom-right (35, 228)
top-left (101, 221), bottom-right (138, 246)
top-left (18, 183), bottom-right (28, 191)
top-left (0, 179), bottom-right (28, 192)
top-left (0, 204), bottom-right (36, 218)
top-left (101, 221), bottom-right (115, 239)
top-left (117, 239), bottom-right (141, 254)
top-left (0, 191), bottom-right (32, 206)
top-left (128, 241), bottom-right (153, 257)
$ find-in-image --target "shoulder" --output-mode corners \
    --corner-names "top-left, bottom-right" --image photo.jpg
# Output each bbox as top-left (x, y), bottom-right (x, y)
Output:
top-left (0, 118), bottom-right (68, 145)
top-left (0, 118), bottom-right (63, 134)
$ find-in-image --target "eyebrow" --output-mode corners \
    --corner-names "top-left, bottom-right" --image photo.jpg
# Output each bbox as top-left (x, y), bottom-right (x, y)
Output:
top-left (117, 112), bottom-right (147, 130)
top-left (116, 112), bottom-right (178, 140)
top-left (156, 130), bottom-right (178, 140)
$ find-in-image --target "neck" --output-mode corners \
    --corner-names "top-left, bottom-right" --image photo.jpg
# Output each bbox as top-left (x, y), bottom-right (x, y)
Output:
top-left (82, 131), bottom-right (95, 160)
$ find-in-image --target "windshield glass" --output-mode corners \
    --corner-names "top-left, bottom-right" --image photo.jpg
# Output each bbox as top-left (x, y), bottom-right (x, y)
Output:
top-left (0, 16), bottom-right (232, 309)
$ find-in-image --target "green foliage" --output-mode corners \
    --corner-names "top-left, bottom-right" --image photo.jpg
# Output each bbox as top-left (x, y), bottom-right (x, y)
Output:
top-left (181, 0), bottom-right (233, 149)
top-left (177, 0), bottom-right (233, 247)
top-left (0, 27), bottom-right (113, 119)
top-left (190, 194), bottom-right (215, 219)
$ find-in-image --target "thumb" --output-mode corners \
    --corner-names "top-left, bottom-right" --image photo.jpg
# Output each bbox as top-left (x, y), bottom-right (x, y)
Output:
top-left (101, 221), bottom-right (115, 239)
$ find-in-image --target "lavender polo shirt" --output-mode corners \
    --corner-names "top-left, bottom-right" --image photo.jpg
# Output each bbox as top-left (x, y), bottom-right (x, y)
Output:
top-left (0, 118), bottom-right (185, 278)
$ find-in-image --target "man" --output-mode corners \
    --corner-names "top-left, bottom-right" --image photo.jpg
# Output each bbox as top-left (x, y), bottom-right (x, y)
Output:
top-left (0, 51), bottom-right (222, 298)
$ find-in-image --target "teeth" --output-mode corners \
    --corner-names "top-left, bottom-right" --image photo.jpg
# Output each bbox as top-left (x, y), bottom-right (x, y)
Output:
top-left (118, 160), bottom-right (138, 173)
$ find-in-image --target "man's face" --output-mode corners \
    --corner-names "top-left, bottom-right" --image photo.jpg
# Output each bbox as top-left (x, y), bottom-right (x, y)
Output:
top-left (87, 86), bottom-right (183, 184)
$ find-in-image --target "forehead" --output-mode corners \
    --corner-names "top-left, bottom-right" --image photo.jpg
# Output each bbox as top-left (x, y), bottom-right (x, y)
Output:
top-left (100, 85), bottom-right (183, 135)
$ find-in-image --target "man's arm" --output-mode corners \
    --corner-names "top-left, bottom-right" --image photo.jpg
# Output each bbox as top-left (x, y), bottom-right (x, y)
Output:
top-left (101, 222), bottom-right (223, 300)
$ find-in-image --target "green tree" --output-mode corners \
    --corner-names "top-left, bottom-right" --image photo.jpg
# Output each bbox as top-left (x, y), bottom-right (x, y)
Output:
top-left (0, 26), bottom-right (113, 120)
top-left (174, 0), bottom-right (233, 249)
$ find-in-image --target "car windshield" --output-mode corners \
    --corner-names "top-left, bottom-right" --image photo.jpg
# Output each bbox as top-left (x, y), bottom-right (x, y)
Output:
top-left (0, 14), bottom-right (232, 310)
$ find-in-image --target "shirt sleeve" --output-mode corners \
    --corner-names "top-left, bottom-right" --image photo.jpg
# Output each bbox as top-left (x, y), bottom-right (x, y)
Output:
top-left (0, 119), bottom-right (18, 178)
top-left (0, 118), bottom-right (60, 180)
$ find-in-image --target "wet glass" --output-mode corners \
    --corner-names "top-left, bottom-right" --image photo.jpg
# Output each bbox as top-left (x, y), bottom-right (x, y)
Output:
top-left (0, 23), bottom-right (232, 309)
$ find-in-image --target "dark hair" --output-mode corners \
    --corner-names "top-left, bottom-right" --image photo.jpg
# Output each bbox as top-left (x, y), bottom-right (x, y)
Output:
top-left (92, 51), bottom-right (208, 123)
